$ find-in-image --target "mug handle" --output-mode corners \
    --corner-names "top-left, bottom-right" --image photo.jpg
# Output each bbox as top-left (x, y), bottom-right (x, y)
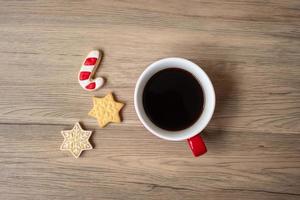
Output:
top-left (187, 134), bottom-right (207, 157)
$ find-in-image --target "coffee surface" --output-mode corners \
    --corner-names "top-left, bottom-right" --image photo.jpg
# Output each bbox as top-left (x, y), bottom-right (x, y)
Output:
top-left (143, 68), bottom-right (204, 131)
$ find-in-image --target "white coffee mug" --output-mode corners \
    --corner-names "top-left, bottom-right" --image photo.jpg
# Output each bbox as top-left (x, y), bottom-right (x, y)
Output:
top-left (134, 58), bottom-right (215, 156)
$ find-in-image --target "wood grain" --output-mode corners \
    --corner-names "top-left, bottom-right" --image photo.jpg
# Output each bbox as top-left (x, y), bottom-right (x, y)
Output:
top-left (0, 0), bottom-right (299, 199)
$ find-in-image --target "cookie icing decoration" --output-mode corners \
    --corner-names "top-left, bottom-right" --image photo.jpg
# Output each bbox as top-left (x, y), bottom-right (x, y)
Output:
top-left (60, 122), bottom-right (93, 158)
top-left (89, 93), bottom-right (124, 128)
top-left (78, 50), bottom-right (105, 91)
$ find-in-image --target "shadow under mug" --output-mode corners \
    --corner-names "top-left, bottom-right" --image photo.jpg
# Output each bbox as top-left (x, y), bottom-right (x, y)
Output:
top-left (134, 58), bottom-right (215, 157)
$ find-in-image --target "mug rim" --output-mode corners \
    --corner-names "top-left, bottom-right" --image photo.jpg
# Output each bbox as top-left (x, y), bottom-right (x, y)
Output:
top-left (134, 57), bottom-right (215, 141)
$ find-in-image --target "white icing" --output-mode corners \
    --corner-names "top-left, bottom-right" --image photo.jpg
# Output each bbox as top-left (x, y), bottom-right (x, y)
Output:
top-left (78, 50), bottom-right (105, 91)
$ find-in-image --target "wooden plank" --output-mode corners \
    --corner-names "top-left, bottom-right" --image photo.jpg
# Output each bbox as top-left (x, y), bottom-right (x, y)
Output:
top-left (0, 124), bottom-right (299, 200)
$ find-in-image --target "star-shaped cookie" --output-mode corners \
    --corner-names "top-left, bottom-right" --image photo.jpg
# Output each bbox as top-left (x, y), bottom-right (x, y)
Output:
top-left (89, 92), bottom-right (124, 128)
top-left (60, 122), bottom-right (93, 158)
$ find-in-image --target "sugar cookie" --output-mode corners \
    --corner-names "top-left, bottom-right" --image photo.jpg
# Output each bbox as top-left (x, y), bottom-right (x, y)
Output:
top-left (78, 50), bottom-right (104, 91)
top-left (60, 122), bottom-right (93, 158)
top-left (89, 93), bottom-right (124, 128)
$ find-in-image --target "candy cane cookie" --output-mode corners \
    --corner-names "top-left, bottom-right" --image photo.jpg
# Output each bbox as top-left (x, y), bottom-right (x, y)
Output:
top-left (78, 50), bottom-right (104, 91)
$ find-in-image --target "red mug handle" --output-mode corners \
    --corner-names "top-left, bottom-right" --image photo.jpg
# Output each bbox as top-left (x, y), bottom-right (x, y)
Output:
top-left (187, 134), bottom-right (207, 157)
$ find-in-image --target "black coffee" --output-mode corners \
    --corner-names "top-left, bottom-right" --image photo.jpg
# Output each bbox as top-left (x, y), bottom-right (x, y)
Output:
top-left (143, 68), bottom-right (204, 131)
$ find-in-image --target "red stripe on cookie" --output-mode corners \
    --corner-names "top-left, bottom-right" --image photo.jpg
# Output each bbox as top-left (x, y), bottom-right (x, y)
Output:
top-left (79, 71), bottom-right (91, 80)
top-left (86, 82), bottom-right (96, 90)
top-left (84, 57), bottom-right (97, 65)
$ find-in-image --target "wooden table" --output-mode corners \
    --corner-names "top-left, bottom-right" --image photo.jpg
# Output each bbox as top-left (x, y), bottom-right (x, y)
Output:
top-left (0, 0), bottom-right (299, 199)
